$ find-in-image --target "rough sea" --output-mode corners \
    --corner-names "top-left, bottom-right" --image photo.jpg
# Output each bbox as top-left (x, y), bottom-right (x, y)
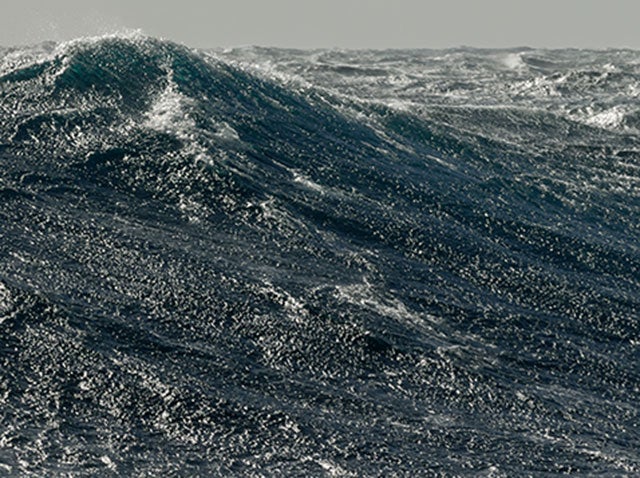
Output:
top-left (0, 33), bottom-right (639, 476)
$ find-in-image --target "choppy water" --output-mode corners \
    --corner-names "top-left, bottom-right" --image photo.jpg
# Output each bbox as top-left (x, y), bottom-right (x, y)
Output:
top-left (1, 33), bottom-right (639, 476)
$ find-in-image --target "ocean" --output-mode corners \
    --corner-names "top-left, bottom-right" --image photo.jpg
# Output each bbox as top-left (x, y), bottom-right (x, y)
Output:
top-left (0, 32), bottom-right (638, 476)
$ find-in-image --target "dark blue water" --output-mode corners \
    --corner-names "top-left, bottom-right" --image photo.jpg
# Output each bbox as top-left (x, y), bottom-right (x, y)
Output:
top-left (1, 34), bottom-right (639, 476)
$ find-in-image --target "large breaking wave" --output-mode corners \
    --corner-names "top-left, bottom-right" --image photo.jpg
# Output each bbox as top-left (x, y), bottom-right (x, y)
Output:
top-left (0, 34), bottom-right (639, 475)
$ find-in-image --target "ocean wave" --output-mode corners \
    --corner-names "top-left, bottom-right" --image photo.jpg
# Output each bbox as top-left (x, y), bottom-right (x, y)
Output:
top-left (1, 34), bottom-right (639, 475)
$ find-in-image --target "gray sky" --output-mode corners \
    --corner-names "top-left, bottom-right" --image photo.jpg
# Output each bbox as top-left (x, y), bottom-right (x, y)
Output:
top-left (2, 0), bottom-right (639, 49)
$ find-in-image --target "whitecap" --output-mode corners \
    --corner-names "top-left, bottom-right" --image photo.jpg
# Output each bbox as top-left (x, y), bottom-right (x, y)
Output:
top-left (500, 52), bottom-right (527, 71)
top-left (52, 29), bottom-right (146, 55)
top-left (293, 171), bottom-right (326, 194)
top-left (144, 72), bottom-right (215, 163)
top-left (144, 76), bottom-right (197, 138)
top-left (335, 277), bottom-right (440, 330)
top-left (572, 104), bottom-right (629, 131)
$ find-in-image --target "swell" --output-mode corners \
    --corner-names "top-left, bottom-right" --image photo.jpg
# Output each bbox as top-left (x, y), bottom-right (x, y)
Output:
top-left (1, 35), bottom-right (638, 370)
top-left (1, 35), bottom-right (639, 475)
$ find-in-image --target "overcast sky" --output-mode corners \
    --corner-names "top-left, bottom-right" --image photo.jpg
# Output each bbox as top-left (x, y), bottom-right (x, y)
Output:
top-left (2, 0), bottom-right (639, 49)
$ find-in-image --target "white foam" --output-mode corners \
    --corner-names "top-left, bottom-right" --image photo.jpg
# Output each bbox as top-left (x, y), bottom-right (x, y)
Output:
top-left (293, 171), bottom-right (326, 194)
top-left (316, 459), bottom-right (351, 476)
top-left (144, 68), bottom-right (246, 166)
top-left (144, 73), bottom-right (214, 164)
top-left (257, 281), bottom-right (308, 324)
top-left (31, 30), bottom-right (146, 82)
top-left (335, 277), bottom-right (439, 330)
top-left (0, 282), bottom-right (13, 323)
top-left (177, 195), bottom-right (206, 223)
top-left (501, 52), bottom-right (526, 71)
top-left (144, 77), bottom-right (196, 139)
top-left (254, 197), bottom-right (299, 227)
top-left (213, 121), bottom-right (240, 141)
top-left (581, 105), bottom-right (628, 130)
top-left (99, 455), bottom-right (117, 471)
top-left (52, 29), bottom-right (146, 56)
top-left (0, 44), bottom-right (53, 76)
top-left (511, 76), bottom-right (560, 98)
top-left (426, 153), bottom-right (457, 170)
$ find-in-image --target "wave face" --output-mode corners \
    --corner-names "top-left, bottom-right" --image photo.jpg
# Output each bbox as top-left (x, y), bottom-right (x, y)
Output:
top-left (1, 34), bottom-right (639, 475)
